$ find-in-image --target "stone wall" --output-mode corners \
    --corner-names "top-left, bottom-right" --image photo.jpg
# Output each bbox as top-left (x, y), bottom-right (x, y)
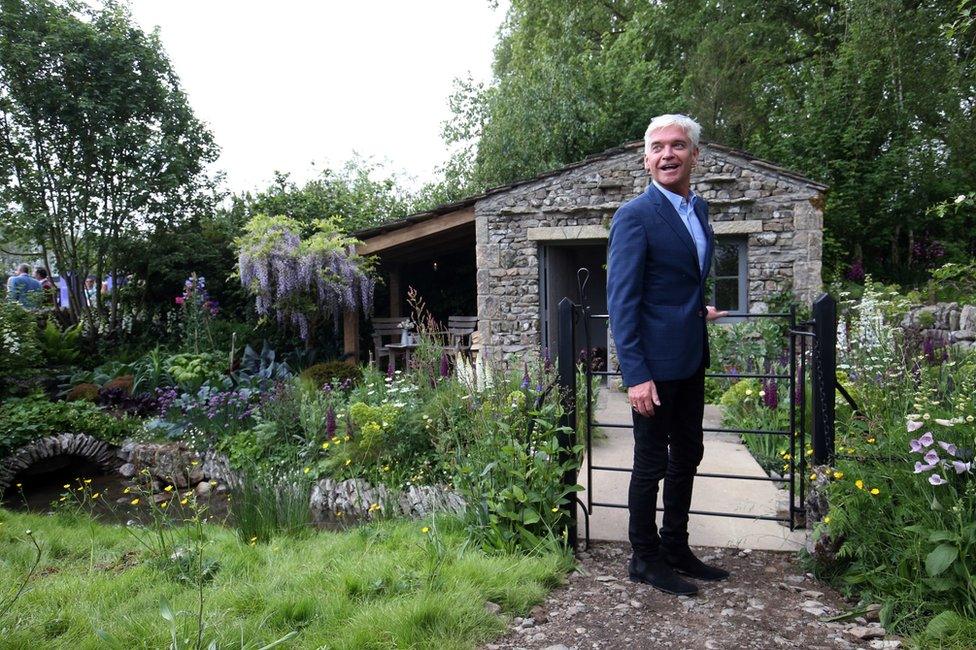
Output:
top-left (900, 302), bottom-right (976, 353)
top-left (474, 141), bottom-right (825, 359)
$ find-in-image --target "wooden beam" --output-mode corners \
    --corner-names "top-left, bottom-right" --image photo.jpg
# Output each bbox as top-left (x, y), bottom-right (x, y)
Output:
top-left (343, 309), bottom-right (359, 361)
top-left (356, 207), bottom-right (475, 256)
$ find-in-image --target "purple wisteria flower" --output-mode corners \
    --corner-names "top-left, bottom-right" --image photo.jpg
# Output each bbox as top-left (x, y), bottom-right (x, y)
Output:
top-left (929, 474), bottom-right (948, 486)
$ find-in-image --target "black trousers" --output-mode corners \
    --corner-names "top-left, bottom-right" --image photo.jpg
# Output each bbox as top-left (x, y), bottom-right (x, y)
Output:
top-left (628, 361), bottom-right (706, 559)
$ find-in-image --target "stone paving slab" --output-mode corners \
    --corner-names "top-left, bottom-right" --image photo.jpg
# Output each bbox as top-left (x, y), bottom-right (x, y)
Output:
top-left (578, 388), bottom-right (808, 551)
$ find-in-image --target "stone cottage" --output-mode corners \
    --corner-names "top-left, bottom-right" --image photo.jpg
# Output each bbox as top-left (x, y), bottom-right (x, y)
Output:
top-left (350, 140), bottom-right (826, 362)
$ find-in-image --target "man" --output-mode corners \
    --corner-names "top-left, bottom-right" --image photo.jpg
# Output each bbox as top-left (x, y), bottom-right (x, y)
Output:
top-left (34, 267), bottom-right (58, 307)
top-left (5, 263), bottom-right (42, 307)
top-left (607, 114), bottom-right (729, 597)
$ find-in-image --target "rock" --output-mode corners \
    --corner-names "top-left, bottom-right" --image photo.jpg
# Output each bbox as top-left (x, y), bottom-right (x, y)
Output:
top-left (520, 617), bottom-right (535, 629)
top-left (194, 481), bottom-right (212, 497)
top-left (868, 641), bottom-right (901, 649)
top-left (484, 601), bottom-right (502, 616)
top-left (612, 603), bottom-right (630, 611)
top-left (846, 625), bottom-right (886, 640)
top-left (747, 598), bottom-right (765, 610)
top-left (595, 575), bottom-right (617, 582)
top-left (542, 645), bottom-right (571, 650)
top-left (801, 590), bottom-right (825, 599)
top-left (119, 463), bottom-right (136, 477)
top-left (864, 603), bottom-right (882, 622)
top-left (721, 608), bottom-right (735, 617)
top-left (529, 605), bottom-right (547, 623)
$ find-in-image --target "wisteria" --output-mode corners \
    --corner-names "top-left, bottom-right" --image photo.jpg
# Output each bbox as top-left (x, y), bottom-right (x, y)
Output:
top-left (237, 215), bottom-right (374, 341)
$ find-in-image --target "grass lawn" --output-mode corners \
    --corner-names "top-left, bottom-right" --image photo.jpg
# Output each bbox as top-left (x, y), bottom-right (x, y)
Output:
top-left (0, 509), bottom-right (570, 649)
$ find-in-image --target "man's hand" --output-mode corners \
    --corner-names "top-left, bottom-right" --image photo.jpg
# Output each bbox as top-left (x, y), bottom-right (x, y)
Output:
top-left (628, 380), bottom-right (660, 417)
top-left (705, 305), bottom-right (728, 322)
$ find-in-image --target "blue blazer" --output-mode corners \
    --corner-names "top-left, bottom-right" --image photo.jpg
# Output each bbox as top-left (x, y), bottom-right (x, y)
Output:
top-left (607, 183), bottom-right (714, 385)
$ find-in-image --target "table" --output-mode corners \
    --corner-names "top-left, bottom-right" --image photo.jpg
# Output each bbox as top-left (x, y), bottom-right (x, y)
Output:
top-left (384, 342), bottom-right (419, 369)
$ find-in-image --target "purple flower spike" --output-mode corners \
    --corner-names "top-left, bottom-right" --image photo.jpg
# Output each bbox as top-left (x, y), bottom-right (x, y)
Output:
top-left (938, 441), bottom-right (958, 457)
top-left (326, 405), bottom-right (336, 437)
top-left (929, 474), bottom-right (948, 486)
top-left (440, 352), bottom-right (450, 378)
top-left (543, 347), bottom-right (552, 371)
top-left (923, 450), bottom-right (940, 465)
top-left (918, 431), bottom-right (934, 447)
top-left (521, 363), bottom-right (531, 390)
top-left (952, 461), bottom-right (971, 474)
top-left (914, 460), bottom-right (939, 473)
top-left (387, 355), bottom-right (395, 380)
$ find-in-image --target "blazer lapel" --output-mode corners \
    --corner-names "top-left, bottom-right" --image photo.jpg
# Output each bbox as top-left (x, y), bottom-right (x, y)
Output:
top-left (694, 199), bottom-right (713, 280)
top-left (648, 185), bottom-right (699, 270)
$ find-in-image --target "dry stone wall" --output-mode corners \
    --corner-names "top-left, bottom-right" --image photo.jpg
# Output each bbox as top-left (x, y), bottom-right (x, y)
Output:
top-left (474, 142), bottom-right (825, 360)
top-left (900, 302), bottom-right (976, 353)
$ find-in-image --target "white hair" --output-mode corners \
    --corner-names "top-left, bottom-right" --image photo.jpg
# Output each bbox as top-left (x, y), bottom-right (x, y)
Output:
top-left (644, 114), bottom-right (702, 151)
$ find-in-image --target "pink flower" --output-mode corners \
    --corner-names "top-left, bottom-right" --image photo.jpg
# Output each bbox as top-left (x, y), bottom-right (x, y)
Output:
top-left (918, 432), bottom-right (934, 447)
top-left (938, 441), bottom-right (958, 457)
top-left (907, 420), bottom-right (924, 432)
top-left (952, 461), bottom-right (972, 474)
top-left (929, 474), bottom-right (948, 486)
top-left (915, 460), bottom-right (939, 473)
top-left (923, 450), bottom-right (940, 465)
top-left (175, 296), bottom-right (185, 305)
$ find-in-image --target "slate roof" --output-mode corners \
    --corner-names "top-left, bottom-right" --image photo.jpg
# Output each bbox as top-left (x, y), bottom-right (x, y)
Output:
top-left (353, 140), bottom-right (827, 240)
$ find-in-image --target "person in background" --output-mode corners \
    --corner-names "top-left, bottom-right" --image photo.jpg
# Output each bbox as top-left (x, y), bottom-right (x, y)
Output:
top-left (84, 275), bottom-right (99, 308)
top-left (34, 267), bottom-right (57, 307)
top-left (6, 263), bottom-right (42, 307)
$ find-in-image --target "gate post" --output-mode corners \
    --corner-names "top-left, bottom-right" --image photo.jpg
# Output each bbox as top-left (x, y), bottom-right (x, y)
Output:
top-left (556, 297), bottom-right (578, 550)
top-left (811, 294), bottom-right (837, 465)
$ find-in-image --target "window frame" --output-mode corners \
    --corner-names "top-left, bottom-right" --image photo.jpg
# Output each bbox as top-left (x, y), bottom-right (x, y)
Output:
top-left (710, 236), bottom-right (748, 315)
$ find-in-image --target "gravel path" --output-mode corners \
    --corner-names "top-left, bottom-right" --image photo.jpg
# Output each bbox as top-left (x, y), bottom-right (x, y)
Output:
top-left (484, 542), bottom-right (903, 650)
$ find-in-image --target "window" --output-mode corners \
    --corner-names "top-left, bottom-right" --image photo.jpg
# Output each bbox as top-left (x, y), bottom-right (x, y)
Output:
top-left (711, 238), bottom-right (748, 313)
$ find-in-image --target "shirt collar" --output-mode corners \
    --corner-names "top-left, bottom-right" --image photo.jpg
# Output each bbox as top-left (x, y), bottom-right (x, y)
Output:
top-left (652, 179), bottom-right (696, 214)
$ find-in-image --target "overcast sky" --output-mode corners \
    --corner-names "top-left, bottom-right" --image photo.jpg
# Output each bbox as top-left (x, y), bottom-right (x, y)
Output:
top-left (127, 1), bottom-right (508, 195)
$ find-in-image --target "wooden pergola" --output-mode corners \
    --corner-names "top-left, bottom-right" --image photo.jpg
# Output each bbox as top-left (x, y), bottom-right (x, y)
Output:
top-left (344, 205), bottom-right (475, 359)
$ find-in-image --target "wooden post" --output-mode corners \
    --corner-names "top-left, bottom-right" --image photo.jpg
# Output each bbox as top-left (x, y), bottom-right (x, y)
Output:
top-left (389, 264), bottom-right (402, 318)
top-left (343, 309), bottom-right (359, 362)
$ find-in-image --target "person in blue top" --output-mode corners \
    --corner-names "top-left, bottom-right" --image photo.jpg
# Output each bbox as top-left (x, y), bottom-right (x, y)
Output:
top-left (6, 264), bottom-right (42, 308)
top-left (607, 114), bottom-right (730, 597)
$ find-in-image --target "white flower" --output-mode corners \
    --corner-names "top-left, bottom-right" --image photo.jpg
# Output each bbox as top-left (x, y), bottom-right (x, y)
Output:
top-left (955, 194), bottom-right (967, 204)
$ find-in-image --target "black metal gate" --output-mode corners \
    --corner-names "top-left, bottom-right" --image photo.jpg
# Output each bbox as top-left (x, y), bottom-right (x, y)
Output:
top-left (555, 269), bottom-right (838, 550)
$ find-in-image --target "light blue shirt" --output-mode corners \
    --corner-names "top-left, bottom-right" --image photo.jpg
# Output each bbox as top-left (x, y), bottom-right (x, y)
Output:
top-left (653, 180), bottom-right (707, 273)
top-left (6, 274), bottom-right (42, 307)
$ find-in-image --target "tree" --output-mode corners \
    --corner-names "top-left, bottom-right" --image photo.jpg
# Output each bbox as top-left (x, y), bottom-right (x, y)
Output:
top-left (448, 0), bottom-right (976, 283)
top-left (228, 158), bottom-right (414, 236)
top-left (0, 0), bottom-right (218, 330)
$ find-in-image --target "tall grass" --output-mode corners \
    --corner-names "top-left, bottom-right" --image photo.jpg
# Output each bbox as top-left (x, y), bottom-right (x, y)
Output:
top-left (0, 509), bottom-right (568, 648)
top-left (227, 465), bottom-right (312, 543)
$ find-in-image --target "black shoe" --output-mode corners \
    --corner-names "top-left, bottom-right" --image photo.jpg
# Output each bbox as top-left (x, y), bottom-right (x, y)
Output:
top-left (663, 547), bottom-right (730, 582)
top-left (628, 554), bottom-right (699, 596)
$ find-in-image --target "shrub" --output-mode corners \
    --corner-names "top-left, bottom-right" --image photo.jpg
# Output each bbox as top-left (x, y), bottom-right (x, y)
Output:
top-left (66, 383), bottom-right (100, 402)
top-left (0, 396), bottom-right (142, 457)
top-left (102, 375), bottom-right (134, 394)
top-left (36, 319), bottom-right (81, 365)
top-left (299, 361), bottom-right (360, 389)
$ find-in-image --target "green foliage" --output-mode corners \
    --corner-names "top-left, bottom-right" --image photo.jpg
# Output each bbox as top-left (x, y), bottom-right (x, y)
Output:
top-left (920, 260), bottom-right (976, 305)
top-left (0, 395), bottom-right (141, 457)
top-left (35, 319), bottom-right (81, 365)
top-left (811, 288), bottom-right (976, 637)
top-left (165, 352), bottom-right (225, 393)
top-left (0, 301), bottom-right (40, 391)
